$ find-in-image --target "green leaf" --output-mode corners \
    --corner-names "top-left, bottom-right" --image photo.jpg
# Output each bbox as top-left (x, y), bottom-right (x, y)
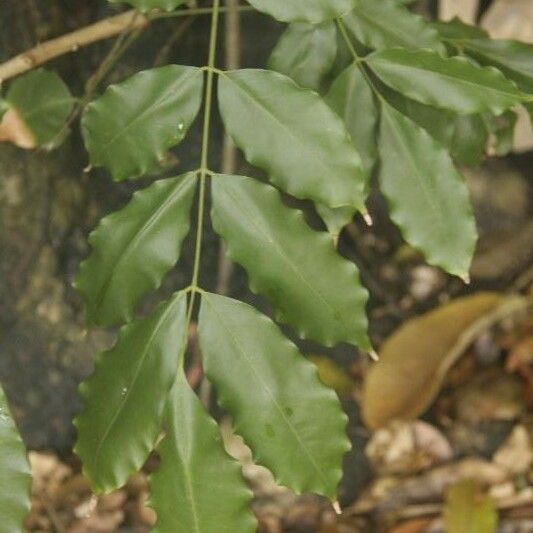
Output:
top-left (218, 69), bottom-right (366, 211)
top-left (198, 292), bottom-right (351, 497)
top-left (326, 62), bottom-right (378, 175)
top-left (431, 18), bottom-right (489, 40)
top-left (211, 174), bottom-right (370, 348)
top-left (383, 89), bottom-right (455, 147)
top-left (75, 173), bottom-right (196, 327)
top-left (75, 291), bottom-right (188, 492)
top-left (82, 65), bottom-right (203, 181)
top-left (444, 479), bottom-right (497, 533)
top-left (150, 372), bottom-right (256, 533)
top-left (0, 385), bottom-right (31, 532)
top-left (321, 62), bottom-right (378, 238)
top-left (268, 22), bottom-right (337, 92)
top-left (109, 0), bottom-right (186, 12)
top-left (461, 39), bottom-right (533, 93)
top-left (342, 0), bottom-right (443, 52)
top-left (366, 48), bottom-right (524, 115)
top-left (378, 102), bottom-right (477, 277)
top-left (246, 0), bottom-right (354, 24)
top-left (6, 69), bottom-right (74, 146)
top-left (449, 114), bottom-right (489, 167)
top-left (316, 204), bottom-right (355, 241)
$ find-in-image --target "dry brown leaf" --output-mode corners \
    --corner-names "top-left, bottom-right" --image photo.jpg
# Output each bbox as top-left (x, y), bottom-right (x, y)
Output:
top-left (0, 107), bottom-right (36, 148)
top-left (363, 293), bottom-right (527, 429)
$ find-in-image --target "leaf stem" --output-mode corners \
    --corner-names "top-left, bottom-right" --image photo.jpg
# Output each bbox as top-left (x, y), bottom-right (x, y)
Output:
top-left (183, 0), bottom-right (221, 345)
top-left (336, 19), bottom-right (383, 101)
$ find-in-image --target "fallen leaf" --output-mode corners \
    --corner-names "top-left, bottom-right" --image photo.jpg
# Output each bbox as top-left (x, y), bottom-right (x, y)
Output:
top-left (363, 293), bottom-right (527, 429)
top-left (308, 356), bottom-right (355, 397)
top-left (0, 107), bottom-right (36, 148)
top-left (444, 479), bottom-right (497, 533)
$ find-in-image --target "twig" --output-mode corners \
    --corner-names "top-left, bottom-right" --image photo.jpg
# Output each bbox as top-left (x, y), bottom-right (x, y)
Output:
top-left (215, 0), bottom-right (241, 297)
top-left (0, 4), bottom-right (255, 83)
top-left (0, 10), bottom-right (148, 83)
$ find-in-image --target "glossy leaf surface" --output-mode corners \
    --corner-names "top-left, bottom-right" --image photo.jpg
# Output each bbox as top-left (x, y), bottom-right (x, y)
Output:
top-left (449, 114), bottom-right (489, 167)
top-left (343, 0), bottom-right (442, 51)
top-left (218, 69), bottom-right (366, 211)
top-left (82, 66), bottom-right (203, 181)
top-left (378, 102), bottom-right (477, 277)
top-left (109, 0), bottom-right (186, 11)
top-left (268, 22), bottom-right (337, 92)
top-left (0, 385), bottom-right (31, 533)
top-left (367, 48), bottom-right (524, 114)
top-left (211, 174), bottom-right (370, 348)
top-left (461, 39), bottom-right (533, 93)
top-left (6, 69), bottom-right (73, 146)
top-left (198, 293), bottom-right (351, 497)
top-left (75, 291), bottom-right (188, 492)
top-left (431, 18), bottom-right (489, 40)
top-left (76, 173), bottom-right (196, 327)
top-left (326, 62), bottom-right (378, 175)
top-left (150, 373), bottom-right (256, 533)
top-left (246, 0), bottom-right (354, 24)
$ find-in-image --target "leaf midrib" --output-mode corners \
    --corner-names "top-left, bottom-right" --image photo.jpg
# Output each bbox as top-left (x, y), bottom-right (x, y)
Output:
top-left (204, 296), bottom-right (329, 488)
top-left (381, 106), bottom-right (446, 233)
top-left (370, 54), bottom-right (521, 102)
top-left (220, 72), bottom-right (339, 192)
top-left (91, 295), bottom-right (181, 473)
top-left (91, 175), bottom-right (192, 317)
top-left (217, 182), bottom-right (354, 336)
top-left (97, 69), bottom-right (199, 156)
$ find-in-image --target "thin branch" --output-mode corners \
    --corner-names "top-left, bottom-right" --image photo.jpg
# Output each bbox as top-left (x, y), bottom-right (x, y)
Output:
top-left (0, 10), bottom-right (148, 83)
top-left (0, 4), bottom-right (254, 83)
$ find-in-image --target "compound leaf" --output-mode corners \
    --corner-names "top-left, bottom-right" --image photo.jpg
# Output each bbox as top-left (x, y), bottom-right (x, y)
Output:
top-left (109, 0), bottom-right (186, 11)
top-left (150, 372), bottom-right (256, 533)
top-left (82, 65), bottom-right (203, 181)
top-left (246, 0), bottom-right (354, 24)
top-left (211, 174), bottom-right (370, 348)
top-left (5, 69), bottom-right (73, 147)
top-left (461, 39), bottom-right (533, 93)
top-left (0, 385), bottom-right (31, 533)
top-left (367, 48), bottom-right (524, 115)
top-left (75, 173), bottom-right (196, 327)
top-left (198, 293), bottom-right (351, 498)
top-left (218, 69), bottom-right (366, 211)
top-left (378, 102), bottom-right (477, 277)
top-left (268, 22), bottom-right (337, 92)
top-left (75, 291), bottom-right (188, 493)
top-left (342, 0), bottom-right (443, 52)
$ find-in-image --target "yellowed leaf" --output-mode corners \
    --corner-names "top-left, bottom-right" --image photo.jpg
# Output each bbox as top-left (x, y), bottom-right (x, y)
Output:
top-left (0, 107), bottom-right (36, 149)
top-left (308, 355), bottom-right (355, 396)
top-left (444, 479), bottom-right (497, 533)
top-left (362, 292), bottom-right (527, 429)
